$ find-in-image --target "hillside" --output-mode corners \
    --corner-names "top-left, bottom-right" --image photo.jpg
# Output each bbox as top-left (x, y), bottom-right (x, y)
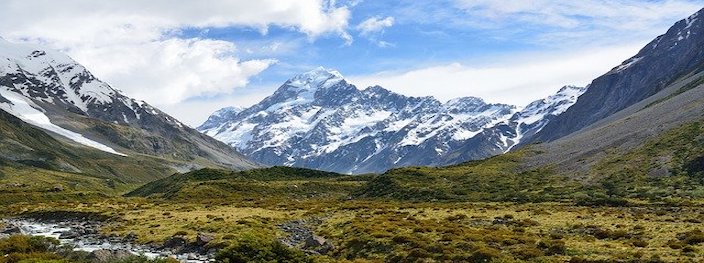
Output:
top-left (126, 166), bottom-right (364, 202)
top-left (533, 8), bottom-right (704, 143)
top-left (0, 37), bottom-right (258, 177)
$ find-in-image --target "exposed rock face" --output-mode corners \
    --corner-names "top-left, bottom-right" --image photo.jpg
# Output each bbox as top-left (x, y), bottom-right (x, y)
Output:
top-left (200, 68), bottom-right (584, 173)
top-left (533, 8), bottom-right (704, 142)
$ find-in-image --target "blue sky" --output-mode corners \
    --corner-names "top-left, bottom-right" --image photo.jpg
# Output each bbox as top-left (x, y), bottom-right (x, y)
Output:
top-left (0, 0), bottom-right (702, 125)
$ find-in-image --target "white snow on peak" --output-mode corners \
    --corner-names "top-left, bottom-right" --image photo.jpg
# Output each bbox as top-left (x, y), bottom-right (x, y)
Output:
top-left (502, 85), bottom-right (587, 152)
top-left (0, 87), bottom-right (126, 156)
top-left (263, 67), bottom-right (345, 113)
top-left (0, 38), bottom-right (117, 112)
top-left (210, 106), bottom-right (245, 119)
top-left (286, 67), bottom-right (344, 91)
top-left (515, 85), bottom-right (586, 126)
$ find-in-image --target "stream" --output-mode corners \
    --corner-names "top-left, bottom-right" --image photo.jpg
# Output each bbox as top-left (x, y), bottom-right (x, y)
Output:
top-left (2, 218), bottom-right (215, 263)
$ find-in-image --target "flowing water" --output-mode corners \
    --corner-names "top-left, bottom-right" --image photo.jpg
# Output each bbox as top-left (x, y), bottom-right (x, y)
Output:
top-left (3, 218), bottom-right (214, 263)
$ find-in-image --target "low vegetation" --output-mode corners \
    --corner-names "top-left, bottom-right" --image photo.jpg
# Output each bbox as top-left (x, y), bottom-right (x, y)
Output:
top-left (3, 120), bottom-right (704, 262)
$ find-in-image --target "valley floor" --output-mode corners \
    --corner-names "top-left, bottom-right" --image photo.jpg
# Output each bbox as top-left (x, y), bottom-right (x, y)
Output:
top-left (2, 198), bottom-right (704, 263)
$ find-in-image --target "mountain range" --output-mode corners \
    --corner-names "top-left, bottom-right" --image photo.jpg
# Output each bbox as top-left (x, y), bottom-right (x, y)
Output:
top-left (198, 68), bottom-right (586, 174)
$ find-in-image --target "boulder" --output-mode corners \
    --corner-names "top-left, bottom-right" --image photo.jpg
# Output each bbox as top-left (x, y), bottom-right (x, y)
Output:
top-left (163, 235), bottom-right (188, 250)
top-left (51, 184), bottom-right (64, 192)
top-left (123, 232), bottom-right (138, 242)
top-left (88, 249), bottom-right (132, 262)
top-left (59, 230), bottom-right (80, 239)
top-left (303, 235), bottom-right (334, 254)
top-left (1, 225), bottom-right (21, 235)
top-left (196, 233), bottom-right (215, 246)
top-left (304, 235), bottom-right (326, 248)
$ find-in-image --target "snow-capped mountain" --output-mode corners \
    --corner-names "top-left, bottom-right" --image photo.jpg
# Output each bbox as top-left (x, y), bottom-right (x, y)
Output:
top-left (437, 85), bottom-right (586, 166)
top-left (0, 37), bottom-right (257, 170)
top-left (500, 85), bottom-right (587, 151)
top-left (199, 67), bottom-right (586, 173)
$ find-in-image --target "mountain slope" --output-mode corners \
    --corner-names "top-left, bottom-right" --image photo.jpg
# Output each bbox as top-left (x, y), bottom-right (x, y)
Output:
top-left (0, 38), bottom-right (258, 174)
top-left (533, 8), bottom-right (704, 142)
top-left (0, 108), bottom-right (172, 184)
top-left (199, 68), bottom-right (584, 174)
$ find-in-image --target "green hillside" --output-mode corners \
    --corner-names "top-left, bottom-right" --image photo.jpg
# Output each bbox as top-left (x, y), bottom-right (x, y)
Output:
top-left (126, 166), bottom-right (368, 202)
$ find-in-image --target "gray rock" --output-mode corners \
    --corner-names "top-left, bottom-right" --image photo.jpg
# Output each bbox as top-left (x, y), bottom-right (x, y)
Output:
top-left (303, 235), bottom-right (334, 254)
top-left (196, 233), bottom-right (215, 246)
top-left (51, 184), bottom-right (64, 192)
top-left (304, 235), bottom-right (327, 248)
top-left (163, 235), bottom-right (188, 250)
top-left (88, 249), bottom-right (132, 262)
top-left (123, 232), bottom-right (138, 242)
top-left (59, 230), bottom-right (80, 239)
top-left (1, 226), bottom-right (21, 235)
top-left (648, 166), bottom-right (671, 178)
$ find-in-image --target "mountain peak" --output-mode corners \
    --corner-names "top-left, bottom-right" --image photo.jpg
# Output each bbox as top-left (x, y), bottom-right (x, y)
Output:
top-left (286, 67), bottom-right (344, 91)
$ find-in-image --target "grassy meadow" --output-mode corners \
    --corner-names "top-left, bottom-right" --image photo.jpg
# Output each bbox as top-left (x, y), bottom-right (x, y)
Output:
top-left (2, 120), bottom-right (704, 262)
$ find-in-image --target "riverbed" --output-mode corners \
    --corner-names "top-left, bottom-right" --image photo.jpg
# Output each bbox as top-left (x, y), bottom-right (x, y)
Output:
top-left (2, 218), bottom-right (214, 263)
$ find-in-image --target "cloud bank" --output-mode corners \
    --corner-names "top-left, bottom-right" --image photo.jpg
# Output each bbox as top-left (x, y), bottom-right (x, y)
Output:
top-left (0, 0), bottom-right (352, 104)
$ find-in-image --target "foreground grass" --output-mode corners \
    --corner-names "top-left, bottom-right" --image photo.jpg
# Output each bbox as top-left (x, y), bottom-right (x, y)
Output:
top-left (3, 199), bottom-right (704, 262)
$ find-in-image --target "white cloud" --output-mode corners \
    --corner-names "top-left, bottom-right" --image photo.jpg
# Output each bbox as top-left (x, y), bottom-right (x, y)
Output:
top-left (452, 0), bottom-right (700, 30)
top-left (159, 86), bottom-right (277, 127)
top-left (355, 16), bottom-right (395, 47)
top-left (77, 38), bottom-right (276, 105)
top-left (0, 0), bottom-right (353, 105)
top-left (397, 0), bottom-right (702, 47)
top-left (349, 43), bottom-right (645, 107)
top-left (356, 16), bottom-right (395, 35)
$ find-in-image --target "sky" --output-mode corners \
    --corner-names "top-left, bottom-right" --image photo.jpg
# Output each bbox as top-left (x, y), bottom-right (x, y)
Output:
top-left (0, 0), bottom-right (702, 126)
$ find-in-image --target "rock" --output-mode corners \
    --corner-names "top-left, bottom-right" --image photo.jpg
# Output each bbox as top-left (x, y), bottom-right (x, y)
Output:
top-left (123, 232), bottom-right (138, 242)
top-left (163, 236), bottom-right (188, 250)
top-left (304, 235), bottom-right (326, 248)
top-left (303, 235), bottom-right (334, 254)
top-left (196, 233), bottom-right (215, 246)
top-left (51, 184), bottom-right (64, 192)
top-left (59, 230), bottom-right (80, 239)
top-left (647, 166), bottom-right (670, 178)
top-left (88, 249), bottom-right (132, 262)
top-left (1, 225), bottom-right (21, 234)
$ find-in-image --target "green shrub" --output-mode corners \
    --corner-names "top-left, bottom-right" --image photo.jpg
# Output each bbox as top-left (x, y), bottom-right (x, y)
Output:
top-left (215, 236), bottom-right (312, 263)
top-left (469, 246), bottom-right (502, 262)
top-left (677, 229), bottom-right (704, 245)
top-left (632, 239), bottom-right (649, 248)
top-left (538, 240), bottom-right (566, 255)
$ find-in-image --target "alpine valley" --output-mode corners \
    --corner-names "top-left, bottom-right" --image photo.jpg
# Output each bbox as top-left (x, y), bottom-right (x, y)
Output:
top-left (2, 5), bottom-right (704, 263)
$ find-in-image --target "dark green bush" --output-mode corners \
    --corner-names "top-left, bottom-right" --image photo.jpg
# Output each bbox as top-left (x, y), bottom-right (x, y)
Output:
top-left (215, 236), bottom-right (312, 263)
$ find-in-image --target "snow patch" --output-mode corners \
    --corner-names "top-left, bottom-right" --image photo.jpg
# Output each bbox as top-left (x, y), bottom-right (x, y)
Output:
top-left (0, 88), bottom-right (126, 156)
